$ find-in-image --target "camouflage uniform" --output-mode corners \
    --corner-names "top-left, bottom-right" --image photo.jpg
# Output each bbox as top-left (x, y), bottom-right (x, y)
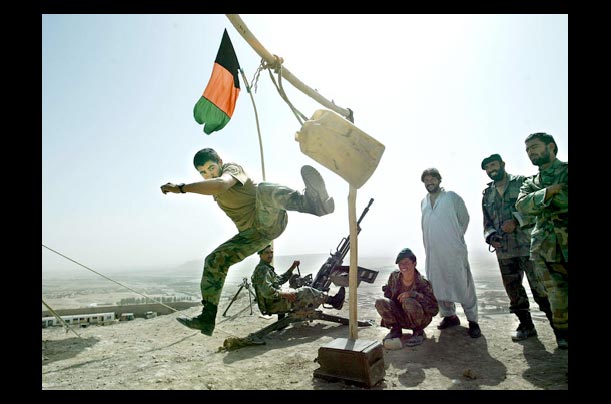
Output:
top-left (200, 162), bottom-right (316, 307)
top-left (251, 260), bottom-right (326, 314)
top-left (482, 173), bottom-right (553, 323)
top-left (375, 269), bottom-right (439, 332)
top-left (516, 159), bottom-right (568, 332)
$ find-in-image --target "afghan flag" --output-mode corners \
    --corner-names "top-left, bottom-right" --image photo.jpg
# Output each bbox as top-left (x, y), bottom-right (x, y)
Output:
top-left (193, 29), bottom-right (241, 134)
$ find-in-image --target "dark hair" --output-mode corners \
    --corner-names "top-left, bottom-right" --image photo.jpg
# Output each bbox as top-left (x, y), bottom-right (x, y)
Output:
top-left (421, 167), bottom-right (442, 182)
top-left (193, 148), bottom-right (221, 168)
top-left (525, 132), bottom-right (558, 155)
top-left (395, 248), bottom-right (416, 264)
top-left (257, 244), bottom-right (272, 255)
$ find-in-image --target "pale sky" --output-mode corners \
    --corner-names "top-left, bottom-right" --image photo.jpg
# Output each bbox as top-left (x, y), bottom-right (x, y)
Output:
top-left (42, 14), bottom-right (568, 275)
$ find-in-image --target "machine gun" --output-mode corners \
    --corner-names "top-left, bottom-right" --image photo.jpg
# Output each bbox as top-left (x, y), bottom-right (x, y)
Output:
top-left (289, 197), bottom-right (378, 292)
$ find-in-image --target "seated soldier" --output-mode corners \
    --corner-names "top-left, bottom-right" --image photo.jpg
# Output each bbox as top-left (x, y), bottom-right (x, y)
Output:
top-left (251, 244), bottom-right (345, 316)
top-left (375, 248), bottom-right (439, 347)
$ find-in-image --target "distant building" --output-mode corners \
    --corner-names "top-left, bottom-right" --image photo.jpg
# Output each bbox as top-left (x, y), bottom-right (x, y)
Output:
top-left (119, 313), bottom-right (135, 321)
top-left (42, 312), bottom-right (116, 328)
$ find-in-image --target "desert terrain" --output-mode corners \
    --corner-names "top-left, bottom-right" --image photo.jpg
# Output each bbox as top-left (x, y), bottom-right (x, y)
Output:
top-left (41, 254), bottom-right (569, 390)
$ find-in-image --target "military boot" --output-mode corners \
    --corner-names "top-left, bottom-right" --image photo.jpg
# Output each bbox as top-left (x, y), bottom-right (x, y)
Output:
top-left (437, 315), bottom-right (460, 330)
top-left (325, 286), bottom-right (345, 310)
top-left (176, 302), bottom-right (218, 336)
top-left (300, 165), bottom-right (335, 216)
top-left (512, 311), bottom-right (538, 341)
top-left (468, 321), bottom-right (482, 338)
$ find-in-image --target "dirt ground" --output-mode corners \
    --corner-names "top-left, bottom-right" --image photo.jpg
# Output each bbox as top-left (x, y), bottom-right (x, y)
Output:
top-left (41, 280), bottom-right (568, 390)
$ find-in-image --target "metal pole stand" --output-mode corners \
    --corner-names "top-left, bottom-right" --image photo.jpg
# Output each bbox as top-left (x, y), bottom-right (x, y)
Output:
top-left (222, 277), bottom-right (257, 317)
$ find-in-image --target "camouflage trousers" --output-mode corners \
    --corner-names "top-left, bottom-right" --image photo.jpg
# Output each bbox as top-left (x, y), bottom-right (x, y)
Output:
top-left (497, 255), bottom-right (552, 318)
top-left (375, 297), bottom-right (434, 332)
top-left (200, 183), bottom-right (307, 307)
top-left (260, 286), bottom-right (327, 314)
top-left (532, 254), bottom-right (568, 331)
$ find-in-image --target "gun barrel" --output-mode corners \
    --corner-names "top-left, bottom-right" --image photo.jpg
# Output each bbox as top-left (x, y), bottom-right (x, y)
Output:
top-left (310, 198), bottom-right (374, 291)
top-left (356, 198), bottom-right (374, 226)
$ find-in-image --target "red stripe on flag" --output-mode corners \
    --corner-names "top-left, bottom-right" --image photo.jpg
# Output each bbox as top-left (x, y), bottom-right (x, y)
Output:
top-left (203, 63), bottom-right (240, 118)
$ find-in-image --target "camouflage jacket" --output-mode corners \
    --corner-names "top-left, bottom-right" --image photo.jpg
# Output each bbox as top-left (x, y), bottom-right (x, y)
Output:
top-left (516, 159), bottom-right (568, 262)
top-left (251, 261), bottom-right (293, 314)
top-left (482, 173), bottom-right (534, 259)
top-left (382, 269), bottom-right (439, 318)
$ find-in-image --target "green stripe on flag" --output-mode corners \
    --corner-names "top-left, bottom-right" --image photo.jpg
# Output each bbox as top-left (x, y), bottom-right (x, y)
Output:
top-left (193, 97), bottom-right (230, 135)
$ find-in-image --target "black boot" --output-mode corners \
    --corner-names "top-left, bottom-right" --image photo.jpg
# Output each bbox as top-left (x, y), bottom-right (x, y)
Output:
top-left (512, 311), bottom-right (537, 341)
top-left (176, 302), bottom-right (218, 336)
top-left (325, 287), bottom-right (346, 310)
top-left (437, 315), bottom-right (460, 330)
top-left (468, 321), bottom-right (482, 338)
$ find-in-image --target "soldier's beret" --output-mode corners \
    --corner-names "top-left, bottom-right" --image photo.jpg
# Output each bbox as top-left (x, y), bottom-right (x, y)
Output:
top-left (481, 154), bottom-right (503, 170)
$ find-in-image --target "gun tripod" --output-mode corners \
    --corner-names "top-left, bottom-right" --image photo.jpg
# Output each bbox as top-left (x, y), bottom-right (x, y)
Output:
top-left (223, 277), bottom-right (257, 317)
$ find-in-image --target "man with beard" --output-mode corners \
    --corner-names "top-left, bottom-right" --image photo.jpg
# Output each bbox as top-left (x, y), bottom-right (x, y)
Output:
top-left (516, 133), bottom-right (568, 349)
top-left (420, 168), bottom-right (481, 338)
top-left (481, 154), bottom-right (555, 341)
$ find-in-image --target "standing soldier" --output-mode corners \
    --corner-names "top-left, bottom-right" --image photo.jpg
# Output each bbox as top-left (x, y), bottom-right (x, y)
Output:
top-left (481, 153), bottom-right (555, 341)
top-left (516, 133), bottom-right (568, 349)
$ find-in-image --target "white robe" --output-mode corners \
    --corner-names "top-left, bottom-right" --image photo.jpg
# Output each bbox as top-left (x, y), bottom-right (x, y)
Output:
top-left (421, 189), bottom-right (476, 303)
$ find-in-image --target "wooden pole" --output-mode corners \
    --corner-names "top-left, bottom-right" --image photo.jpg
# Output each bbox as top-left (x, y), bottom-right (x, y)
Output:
top-left (348, 186), bottom-right (358, 340)
top-left (226, 14), bottom-right (352, 121)
top-left (226, 14), bottom-right (368, 340)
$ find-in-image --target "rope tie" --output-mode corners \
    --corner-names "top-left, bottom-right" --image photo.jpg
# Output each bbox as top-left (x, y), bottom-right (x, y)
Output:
top-left (250, 55), bottom-right (285, 93)
top-left (249, 56), bottom-right (308, 126)
top-left (266, 54), bottom-right (284, 73)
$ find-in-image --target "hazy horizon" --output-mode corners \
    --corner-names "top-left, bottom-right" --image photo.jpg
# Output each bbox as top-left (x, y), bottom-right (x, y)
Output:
top-left (42, 247), bottom-right (499, 281)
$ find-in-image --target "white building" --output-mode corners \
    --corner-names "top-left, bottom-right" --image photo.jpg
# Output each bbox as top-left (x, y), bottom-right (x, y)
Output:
top-left (42, 312), bottom-right (116, 328)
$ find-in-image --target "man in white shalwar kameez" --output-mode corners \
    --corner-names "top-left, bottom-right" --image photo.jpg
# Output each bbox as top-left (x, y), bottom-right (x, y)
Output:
top-left (420, 168), bottom-right (481, 338)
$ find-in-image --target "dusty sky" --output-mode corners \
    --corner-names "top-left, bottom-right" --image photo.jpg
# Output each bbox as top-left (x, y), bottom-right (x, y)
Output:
top-left (42, 14), bottom-right (567, 275)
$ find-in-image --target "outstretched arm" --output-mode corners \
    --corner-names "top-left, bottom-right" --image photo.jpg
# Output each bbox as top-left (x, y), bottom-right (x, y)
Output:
top-left (160, 173), bottom-right (237, 195)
